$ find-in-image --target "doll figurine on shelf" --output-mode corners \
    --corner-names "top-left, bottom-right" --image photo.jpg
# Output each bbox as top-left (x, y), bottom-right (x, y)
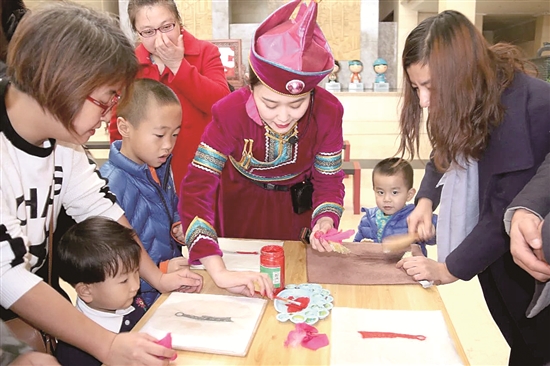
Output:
top-left (373, 58), bottom-right (388, 84)
top-left (328, 60), bottom-right (340, 83)
top-left (349, 60), bottom-right (363, 84)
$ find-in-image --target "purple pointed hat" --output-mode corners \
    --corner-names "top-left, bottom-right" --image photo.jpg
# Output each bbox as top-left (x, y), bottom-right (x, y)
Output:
top-left (249, 0), bottom-right (334, 96)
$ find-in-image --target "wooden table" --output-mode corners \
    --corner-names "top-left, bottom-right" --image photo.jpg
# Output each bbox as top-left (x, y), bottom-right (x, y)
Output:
top-left (134, 241), bottom-right (470, 365)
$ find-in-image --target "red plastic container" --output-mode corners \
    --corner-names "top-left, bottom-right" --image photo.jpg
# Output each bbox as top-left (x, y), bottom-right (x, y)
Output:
top-left (260, 245), bottom-right (285, 295)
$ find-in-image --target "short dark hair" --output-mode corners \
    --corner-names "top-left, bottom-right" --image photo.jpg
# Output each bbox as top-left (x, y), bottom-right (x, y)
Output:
top-left (117, 78), bottom-right (180, 127)
top-left (57, 217), bottom-right (141, 286)
top-left (6, 2), bottom-right (137, 132)
top-left (373, 158), bottom-right (414, 190)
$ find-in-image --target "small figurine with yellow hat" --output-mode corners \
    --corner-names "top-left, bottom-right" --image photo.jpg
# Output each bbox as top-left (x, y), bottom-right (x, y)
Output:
top-left (180, 0), bottom-right (345, 296)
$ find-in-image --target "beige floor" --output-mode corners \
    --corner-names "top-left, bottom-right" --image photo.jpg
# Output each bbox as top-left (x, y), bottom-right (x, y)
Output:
top-left (340, 170), bottom-right (510, 366)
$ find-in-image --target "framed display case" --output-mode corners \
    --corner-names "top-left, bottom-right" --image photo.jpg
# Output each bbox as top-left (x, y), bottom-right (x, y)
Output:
top-left (210, 39), bottom-right (245, 89)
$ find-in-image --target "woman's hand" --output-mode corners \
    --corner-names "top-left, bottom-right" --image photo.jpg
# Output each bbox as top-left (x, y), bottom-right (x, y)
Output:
top-left (509, 209), bottom-right (550, 282)
top-left (396, 255), bottom-right (458, 285)
top-left (200, 255), bottom-right (273, 298)
top-left (407, 198), bottom-right (435, 242)
top-left (310, 217), bottom-right (334, 252)
top-left (105, 332), bottom-right (176, 366)
top-left (210, 269), bottom-right (274, 299)
top-left (155, 32), bottom-right (184, 74)
top-left (10, 352), bottom-right (61, 366)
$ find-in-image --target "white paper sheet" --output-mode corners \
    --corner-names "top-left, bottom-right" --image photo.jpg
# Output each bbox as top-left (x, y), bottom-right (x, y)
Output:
top-left (330, 308), bottom-right (464, 365)
top-left (188, 238), bottom-right (284, 272)
top-left (140, 292), bottom-right (267, 356)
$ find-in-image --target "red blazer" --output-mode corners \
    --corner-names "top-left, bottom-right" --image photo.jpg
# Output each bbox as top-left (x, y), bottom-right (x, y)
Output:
top-left (109, 30), bottom-right (230, 191)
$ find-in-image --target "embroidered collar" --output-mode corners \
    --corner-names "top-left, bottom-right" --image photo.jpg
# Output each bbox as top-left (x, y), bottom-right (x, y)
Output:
top-left (76, 297), bottom-right (136, 333)
top-left (263, 122), bottom-right (298, 145)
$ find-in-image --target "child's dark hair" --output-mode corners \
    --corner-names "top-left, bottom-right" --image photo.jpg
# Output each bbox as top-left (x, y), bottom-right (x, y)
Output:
top-left (57, 217), bottom-right (141, 286)
top-left (373, 158), bottom-right (414, 190)
top-left (117, 78), bottom-right (180, 127)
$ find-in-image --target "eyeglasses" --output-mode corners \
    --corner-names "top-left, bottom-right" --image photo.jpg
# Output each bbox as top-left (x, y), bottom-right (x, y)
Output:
top-left (138, 23), bottom-right (176, 38)
top-left (86, 93), bottom-right (120, 117)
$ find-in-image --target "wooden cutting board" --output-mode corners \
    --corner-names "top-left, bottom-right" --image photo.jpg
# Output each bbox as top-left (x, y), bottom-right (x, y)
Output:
top-left (139, 292), bottom-right (267, 357)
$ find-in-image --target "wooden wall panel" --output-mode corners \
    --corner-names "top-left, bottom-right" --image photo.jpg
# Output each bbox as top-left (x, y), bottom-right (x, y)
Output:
top-left (176, 0), bottom-right (212, 40)
top-left (266, 0), bottom-right (361, 60)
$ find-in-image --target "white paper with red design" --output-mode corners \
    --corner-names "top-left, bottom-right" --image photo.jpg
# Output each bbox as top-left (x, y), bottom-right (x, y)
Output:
top-left (330, 308), bottom-right (463, 365)
top-left (186, 238), bottom-right (283, 272)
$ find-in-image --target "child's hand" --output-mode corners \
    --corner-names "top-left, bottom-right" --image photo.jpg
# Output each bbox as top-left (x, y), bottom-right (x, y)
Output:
top-left (310, 217), bottom-right (334, 252)
top-left (158, 268), bottom-right (203, 294)
top-left (172, 223), bottom-right (185, 243)
top-left (166, 257), bottom-right (189, 273)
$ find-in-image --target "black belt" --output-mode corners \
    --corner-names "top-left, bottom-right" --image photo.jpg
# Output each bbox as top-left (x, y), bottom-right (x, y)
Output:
top-left (251, 180), bottom-right (290, 191)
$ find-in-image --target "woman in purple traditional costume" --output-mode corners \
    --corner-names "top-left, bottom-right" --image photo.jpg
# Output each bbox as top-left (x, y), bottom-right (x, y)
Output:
top-left (179, 0), bottom-right (345, 296)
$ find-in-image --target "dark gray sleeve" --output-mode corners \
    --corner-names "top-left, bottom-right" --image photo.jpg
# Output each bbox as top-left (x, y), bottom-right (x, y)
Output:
top-left (543, 212), bottom-right (550, 263)
top-left (507, 152), bottom-right (550, 218)
top-left (415, 158), bottom-right (444, 210)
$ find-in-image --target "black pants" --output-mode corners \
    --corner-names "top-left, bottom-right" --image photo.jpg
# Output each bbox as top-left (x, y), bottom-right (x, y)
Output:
top-left (479, 253), bottom-right (550, 366)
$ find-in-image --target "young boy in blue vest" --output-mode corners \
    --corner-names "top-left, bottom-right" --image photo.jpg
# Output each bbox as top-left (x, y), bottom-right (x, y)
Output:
top-left (354, 158), bottom-right (437, 256)
top-left (100, 79), bottom-right (201, 307)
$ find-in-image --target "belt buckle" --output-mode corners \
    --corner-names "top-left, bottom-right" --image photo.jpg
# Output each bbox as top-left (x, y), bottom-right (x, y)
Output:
top-left (265, 183), bottom-right (276, 190)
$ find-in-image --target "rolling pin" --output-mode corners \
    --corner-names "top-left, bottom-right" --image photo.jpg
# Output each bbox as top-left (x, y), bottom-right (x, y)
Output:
top-left (381, 233), bottom-right (420, 253)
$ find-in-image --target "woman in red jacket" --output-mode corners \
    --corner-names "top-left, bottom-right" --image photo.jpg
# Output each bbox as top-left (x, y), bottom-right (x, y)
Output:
top-left (109, 0), bottom-right (230, 191)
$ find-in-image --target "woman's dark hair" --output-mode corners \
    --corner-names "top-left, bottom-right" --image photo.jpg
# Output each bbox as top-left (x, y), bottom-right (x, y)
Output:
top-left (247, 66), bottom-right (261, 89)
top-left (6, 2), bottom-right (138, 132)
top-left (128, 0), bottom-right (182, 31)
top-left (398, 10), bottom-right (536, 171)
